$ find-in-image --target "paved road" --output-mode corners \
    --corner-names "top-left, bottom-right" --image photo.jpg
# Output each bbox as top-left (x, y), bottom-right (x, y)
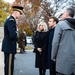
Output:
top-left (0, 43), bottom-right (49, 75)
top-left (14, 50), bottom-right (49, 75)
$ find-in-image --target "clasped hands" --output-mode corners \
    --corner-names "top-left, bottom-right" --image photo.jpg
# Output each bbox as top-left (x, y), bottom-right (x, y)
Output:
top-left (37, 48), bottom-right (42, 53)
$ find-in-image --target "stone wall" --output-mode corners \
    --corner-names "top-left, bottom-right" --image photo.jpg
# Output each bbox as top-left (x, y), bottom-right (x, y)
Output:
top-left (0, 27), bottom-right (4, 43)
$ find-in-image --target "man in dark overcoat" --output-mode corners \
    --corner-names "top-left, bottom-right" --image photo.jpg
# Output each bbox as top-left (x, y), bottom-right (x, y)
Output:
top-left (1, 6), bottom-right (23, 75)
top-left (48, 16), bottom-right (58, 75)
top-left (18, 29), bottom-right (26, 53)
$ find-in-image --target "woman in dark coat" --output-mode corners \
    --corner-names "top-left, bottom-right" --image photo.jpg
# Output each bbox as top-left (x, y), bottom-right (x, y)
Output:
top-left (35, 22), bottom-right (49, 75)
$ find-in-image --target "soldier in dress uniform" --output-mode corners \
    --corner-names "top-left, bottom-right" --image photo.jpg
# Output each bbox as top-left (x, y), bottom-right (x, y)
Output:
top-left (1, 5), bottom-right (23, 75)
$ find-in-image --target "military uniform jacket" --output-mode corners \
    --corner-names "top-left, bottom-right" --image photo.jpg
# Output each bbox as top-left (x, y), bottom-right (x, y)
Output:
top-left (2, 16), bottom-right (17, 54)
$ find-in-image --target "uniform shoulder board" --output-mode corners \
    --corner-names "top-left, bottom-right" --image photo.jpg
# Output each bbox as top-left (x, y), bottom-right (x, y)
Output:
top-left (9, 18), bottom-right (14, 21)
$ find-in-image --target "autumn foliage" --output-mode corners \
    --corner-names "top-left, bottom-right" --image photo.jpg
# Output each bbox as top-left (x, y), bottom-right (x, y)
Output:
top-left (9, 0), bottom-right (52, 35)
top-left (0, 0), bottom-right (10, 26)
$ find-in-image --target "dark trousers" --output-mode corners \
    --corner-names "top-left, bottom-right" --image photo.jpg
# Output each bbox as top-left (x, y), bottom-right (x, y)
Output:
top-left (39, 68), bottom-right (46, 75)
top-left (49, 60), bottom-right (56, 75)
top-left (20, 47), bottom-right (26, 53)
top-left (4, 53), bottom-right (15, 75)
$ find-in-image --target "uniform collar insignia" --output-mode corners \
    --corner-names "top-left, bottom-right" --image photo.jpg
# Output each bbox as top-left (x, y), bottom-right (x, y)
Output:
top-left (9, 18), bottom-right (14, 21)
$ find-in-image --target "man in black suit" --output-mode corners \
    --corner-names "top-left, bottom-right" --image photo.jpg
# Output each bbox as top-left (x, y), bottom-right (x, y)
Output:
top-left (1, 5), bottom-right (23, 75)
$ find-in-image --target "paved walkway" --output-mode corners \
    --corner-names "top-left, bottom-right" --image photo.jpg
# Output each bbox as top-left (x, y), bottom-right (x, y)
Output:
top-left (0, 44), bottom-right (49, 75)
top-left (14, 50), bottom-right (49, 75)
top-left (0, 43), bottom-right (4, 75)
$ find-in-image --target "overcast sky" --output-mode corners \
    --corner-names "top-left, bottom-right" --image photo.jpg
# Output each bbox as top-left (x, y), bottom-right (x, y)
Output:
top-left (3, 0), bottom-right (15, 4)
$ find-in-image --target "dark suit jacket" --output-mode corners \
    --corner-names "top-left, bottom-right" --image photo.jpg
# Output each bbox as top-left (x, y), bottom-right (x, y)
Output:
top-left (2, 16), bottom-right (17, 54)
top-left (48, 28), bottom-right (55, 63)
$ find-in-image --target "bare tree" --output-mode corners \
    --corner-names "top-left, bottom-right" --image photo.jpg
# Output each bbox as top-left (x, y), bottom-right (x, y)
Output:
top-left (11, 0), bottom-right (75, 35)
top-left (12, 0), bottom-right (52, 32)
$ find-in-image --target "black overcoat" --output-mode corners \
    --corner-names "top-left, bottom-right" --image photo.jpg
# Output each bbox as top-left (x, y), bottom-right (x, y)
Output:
top-left (35, 31), bottom-right (49, 69)
top-left (1, 16), bottom-right (17, 54)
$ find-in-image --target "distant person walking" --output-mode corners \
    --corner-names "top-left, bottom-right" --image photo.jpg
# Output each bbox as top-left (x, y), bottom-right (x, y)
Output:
top-left (48, 16), bottom-right (58, 75)
top-left (18, 29), bottom-right (26, 53)
top-left (34, 22), bottom-right (49, 75)
top-left (1, 6), bottom-right (23, 75)
top-left (51, 8), bottom-right (75, 75)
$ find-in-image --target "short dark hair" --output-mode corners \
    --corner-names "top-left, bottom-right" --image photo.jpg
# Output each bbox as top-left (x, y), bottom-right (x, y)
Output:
top-left (66, 8), bottom-right (74, 17)
top-left (50, 16), bottom-right (59, 24)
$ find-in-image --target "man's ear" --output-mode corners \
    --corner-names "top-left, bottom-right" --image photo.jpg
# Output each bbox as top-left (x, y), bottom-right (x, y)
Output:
top-left (54, 21), bottom-right (56, 25)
